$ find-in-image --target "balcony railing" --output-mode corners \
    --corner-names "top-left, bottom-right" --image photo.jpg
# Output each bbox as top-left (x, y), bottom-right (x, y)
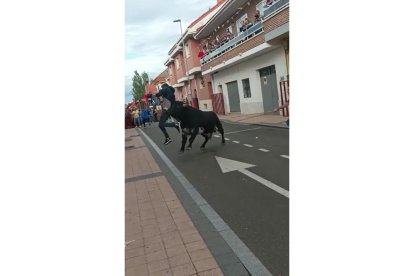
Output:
top-left (201, 22), bottom-right (263, 65)
top-left (263, 0), bottom-right (289, 18)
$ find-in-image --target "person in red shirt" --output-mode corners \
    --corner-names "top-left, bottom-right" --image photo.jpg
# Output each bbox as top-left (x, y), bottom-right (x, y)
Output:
top-left (198, 46), bottom-right (205, 59)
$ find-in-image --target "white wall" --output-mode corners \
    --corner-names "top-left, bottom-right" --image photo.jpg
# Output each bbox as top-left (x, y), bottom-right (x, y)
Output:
top-left (199, 99), bottom-right (213, 111)
top-left (212, 46), bottom-right (287, 114)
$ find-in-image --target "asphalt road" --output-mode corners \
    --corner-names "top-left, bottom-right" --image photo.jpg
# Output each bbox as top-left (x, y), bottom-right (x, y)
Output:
top-left (140, 121), bottom-right (289, 276)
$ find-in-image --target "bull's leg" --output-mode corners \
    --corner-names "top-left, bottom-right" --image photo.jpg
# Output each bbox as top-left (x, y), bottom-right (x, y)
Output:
top-left (215, 118), bottom-right (225, 144)
top-left (186, 128), bottom-right (199, 150)
top-left (200, 133), bottom-right (210, 150)
top-left (180, 133), bottom-right (188, 153)
top-left (219, 128), bottom-right (225, 144)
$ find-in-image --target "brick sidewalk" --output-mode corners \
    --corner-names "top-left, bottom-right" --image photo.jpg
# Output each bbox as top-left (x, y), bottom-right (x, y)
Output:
top-left (125, 128), bottom-right (223, 276)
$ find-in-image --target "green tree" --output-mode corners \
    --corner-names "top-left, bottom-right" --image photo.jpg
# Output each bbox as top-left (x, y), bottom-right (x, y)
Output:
top-left (131, 71), bottom-right (151, 101)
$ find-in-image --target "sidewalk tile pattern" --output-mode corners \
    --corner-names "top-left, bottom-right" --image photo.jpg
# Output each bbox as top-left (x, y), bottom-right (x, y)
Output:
top-left (125, 130), bottom-right (224, 276)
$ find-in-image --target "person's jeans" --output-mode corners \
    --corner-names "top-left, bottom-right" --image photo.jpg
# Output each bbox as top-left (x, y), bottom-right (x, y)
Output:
top-left (141, 117), bottom-right (150, 127)
top-left (134, 117), bottom-right (140, 127)
top-left (158, 109), bottom-right (176, 138)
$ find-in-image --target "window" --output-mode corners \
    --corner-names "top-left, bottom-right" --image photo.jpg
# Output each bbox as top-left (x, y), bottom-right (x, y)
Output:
top-left (199, 77), bottom-right (205, 89)
top-left (185, 43), bottom-right (190, 58)
top-left (226, 26), bottom-right (232, 34)
top-left (236, 13), bottom-right (248, 34)
top-left (175, 58), bottom-right (180, 69)
top-left (256, 1), bottom-right (266, 16)
top-left (242, 78), bottom-right (251, 98)
top-left (218, 84), bottom-right (223, 94)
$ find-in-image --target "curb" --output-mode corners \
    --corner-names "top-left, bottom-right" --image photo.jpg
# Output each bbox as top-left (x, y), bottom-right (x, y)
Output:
top-left (219, 119), bottom-right (289, 129)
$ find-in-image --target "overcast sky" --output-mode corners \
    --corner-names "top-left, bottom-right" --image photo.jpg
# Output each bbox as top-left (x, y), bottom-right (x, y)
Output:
top-left (125, 0), bottom-right (218, 103)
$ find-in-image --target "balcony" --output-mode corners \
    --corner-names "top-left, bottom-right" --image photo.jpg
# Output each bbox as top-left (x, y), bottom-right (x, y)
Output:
top-left (263, 0), bottom-right (289, 18)
top-left (201, 22), bottom-right (263, 65)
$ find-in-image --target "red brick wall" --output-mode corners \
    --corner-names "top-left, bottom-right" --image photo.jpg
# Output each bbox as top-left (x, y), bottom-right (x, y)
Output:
top-left (192, 74), bottom-right (212, 101)
top-left (186, 38), bottom-right (202, 70)
top-left (174, 52), bottom-right (186, 80)
top-left (167, 63), bottom-right (177, 85)
top-left (263, 7), bottom-right (289, 32)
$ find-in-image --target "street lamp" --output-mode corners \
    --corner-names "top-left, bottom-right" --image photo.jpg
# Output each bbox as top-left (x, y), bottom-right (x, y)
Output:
top-left (173, 19), bottom-right (193, 104)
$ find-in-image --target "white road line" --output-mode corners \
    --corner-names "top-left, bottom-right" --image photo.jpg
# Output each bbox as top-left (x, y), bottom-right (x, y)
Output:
top-left (240, 168), bottom-right (289, 198)
top-left (281, 155), bottom-right (289, 159)
top-left (225, 127), bottom-right (261, 135)
top-left (258, 148), bottom-right (269, 152)
top-left (224, 138), bottom-right (230, 141)
top-left (213, 135), bottom-right (220, 138)
top-left (232, 141), bottom-right (240, 144)
top-left (243, 144), bottom-right (253, 147)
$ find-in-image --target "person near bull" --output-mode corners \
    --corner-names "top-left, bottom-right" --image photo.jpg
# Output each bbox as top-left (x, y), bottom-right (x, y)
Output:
top-left (155, 83), bottom-right (180, 145)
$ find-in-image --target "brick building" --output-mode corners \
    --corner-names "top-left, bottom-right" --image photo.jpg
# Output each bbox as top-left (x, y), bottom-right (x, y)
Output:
top-left (195, 0), bottom-right (289, 115)
top-left (164, 0), bottom-right (226, 110)
top-left (151, 69), bottom-right (169, 92)
top-left (156, 0), bottom-right (289, 115)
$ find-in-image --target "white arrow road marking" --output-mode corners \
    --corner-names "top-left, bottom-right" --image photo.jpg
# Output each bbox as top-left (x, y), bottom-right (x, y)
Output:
top-left (258, 148), bottom-right (269, 152)
top-left (215, 156), bottom-right (255, 172)
top-left (280, 155), bottom-right (289, 159)
top-left (215, 156), bottom-right (289, 198)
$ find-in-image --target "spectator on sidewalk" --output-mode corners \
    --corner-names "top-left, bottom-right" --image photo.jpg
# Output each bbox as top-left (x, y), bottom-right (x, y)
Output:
top-left (148, 107), bottom-right (154, 123)
top-left (139, 108), bottom-right (150, 127)
top-left (152, 106), bottom-right (159, 122)
top-left (131, 107), bottom-right (140, 128)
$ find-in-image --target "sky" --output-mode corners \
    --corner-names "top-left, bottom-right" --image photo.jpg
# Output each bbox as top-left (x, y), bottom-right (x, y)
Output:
top-left (125, 0), bottom-right (219, 103)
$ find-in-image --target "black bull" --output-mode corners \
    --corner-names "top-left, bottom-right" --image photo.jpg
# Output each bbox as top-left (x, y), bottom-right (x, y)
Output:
top-left (169, 101), bottom-right (225, 152)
